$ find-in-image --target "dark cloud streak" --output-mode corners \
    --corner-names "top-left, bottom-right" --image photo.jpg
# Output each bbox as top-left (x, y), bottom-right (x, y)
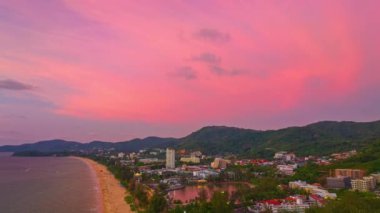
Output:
top-left (171, 66), bottom-right (197, 80)
top-left (0, 79), bottom-right (34, 91)
top-left (194, 28), bottom-right (230, 43)
top-left (192, 52), bottom-right (221, 64)
top-left (210, 66), bottom-right (245, 76)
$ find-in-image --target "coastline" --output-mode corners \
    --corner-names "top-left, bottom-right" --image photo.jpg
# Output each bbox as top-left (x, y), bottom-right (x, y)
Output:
top-left (72, 157), bottom-right (132, 213)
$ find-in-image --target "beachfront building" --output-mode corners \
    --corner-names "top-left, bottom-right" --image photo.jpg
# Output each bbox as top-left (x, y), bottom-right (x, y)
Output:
top-left (166, 148), bottom-right (175, 169)
top-left (351, 176), bottom-right (377, 192)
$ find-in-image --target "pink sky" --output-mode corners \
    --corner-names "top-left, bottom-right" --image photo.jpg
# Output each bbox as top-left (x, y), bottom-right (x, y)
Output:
top-left (0, 0), bottom-right (380, 144)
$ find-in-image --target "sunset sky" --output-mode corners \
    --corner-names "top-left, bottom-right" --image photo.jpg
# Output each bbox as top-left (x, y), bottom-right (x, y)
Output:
top-left (1, 0), bottom-right (380, 144)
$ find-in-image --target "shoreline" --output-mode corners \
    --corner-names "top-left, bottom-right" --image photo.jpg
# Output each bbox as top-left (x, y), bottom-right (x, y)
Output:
top-left (72, 157), bottom-right (132, 213)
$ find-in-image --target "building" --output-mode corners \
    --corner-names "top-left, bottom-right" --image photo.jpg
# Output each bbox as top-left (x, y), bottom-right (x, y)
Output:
top-left (139, 158), bottom-right (160, 164)
top-left (117, 152), bottom-right (125, 158)
top-left (253, 196), bottom-right (312, 213)
top-left (285, 153), bottom-right (296, 162)
top-left (149, 151), bottom-right (158, 155)
top-left (180, 156), bottom-right (200, 164)
top-left (190, 151), bottom-right (202, 157)
top-left (351, 176), bottom-right (376, 192)
top-left (289, 181), bottom-right (336, 199)
top-left (166, 148), bottom-right (175, 169)
top-left (277, 164), bottom-right (297, 176)
top-left (334, 169), bottom-right (365, 179)
top-left (330, 150), bottom-right (357, 160)
top-left (211, 158), bottom-right (230, 169)
top-left (129, 152), bottom-right (137, 159)
top-left (193, 170), bottom-right (219, 179)
top-left (274, 151), bottom-right (296, 162)
top-left (370, 173), bottom-right (380, 183)
top-left (326, 176), bottom-right (351, 189)
top-left (274, 151), bottom-right (287, 159)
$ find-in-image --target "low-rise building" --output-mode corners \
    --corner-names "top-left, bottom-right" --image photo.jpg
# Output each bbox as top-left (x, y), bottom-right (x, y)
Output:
top-left (117, 152), bottom-right (125, 158)
top-left (190, 151), bottom-right (202, 157)
top-left (253, 196), bottom-right (312, 213)
top-left (193, 170), bottom-right (219, 179)
top-left (120, 160), bottom-right (134, 166)
top-left (129, 152), bottom-right (137, 159)
top-left (277, 164), bottom-right (297, 176)
top-left (180, 156), bottom-right (200, 164)
top-left (326, 176), bottom-right (351, 189)
top-left (335, 169), bottom-right (365, 179)
top-left (330, 150), bottom-right (357, 160)
top-left (289, 180), bottom-right (336, 199)
top-left (274, 151), bottom-right (296, 162)
top-left (211, 158), bottom-right (230, 169)
top-left (274, 151), bottom-right (287, 159)
top-left (370, 173), bottom-right (380, 183)
top-left (139, 158), bottom-right (160, 164)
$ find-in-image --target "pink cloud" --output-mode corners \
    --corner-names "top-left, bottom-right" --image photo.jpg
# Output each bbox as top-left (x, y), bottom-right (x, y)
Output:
top-left (0, 0), bottom-right (380, 143)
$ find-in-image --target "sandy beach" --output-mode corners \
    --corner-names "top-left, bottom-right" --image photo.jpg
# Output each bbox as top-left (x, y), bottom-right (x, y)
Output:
top-left (73, 157), bottom-right (132, 213)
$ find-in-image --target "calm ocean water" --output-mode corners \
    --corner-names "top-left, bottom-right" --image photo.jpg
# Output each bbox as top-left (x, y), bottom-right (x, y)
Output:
top-left (0, 153), bottom-right (100, 213)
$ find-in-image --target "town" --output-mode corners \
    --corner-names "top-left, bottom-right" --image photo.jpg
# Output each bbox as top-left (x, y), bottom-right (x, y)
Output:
top-left (80, 147), bottom-right (380, 213)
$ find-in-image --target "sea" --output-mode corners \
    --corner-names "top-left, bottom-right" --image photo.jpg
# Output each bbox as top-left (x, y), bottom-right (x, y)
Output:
top-left (0, 153), bottom-right (101, 213)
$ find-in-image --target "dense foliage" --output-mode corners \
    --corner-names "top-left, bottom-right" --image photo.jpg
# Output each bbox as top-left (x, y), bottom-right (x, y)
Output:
top-left (288, 140), bottom-right (380, 184)
top-left (307, 191), bottom-right (380, 213)
top-left (178, 121), bottom-right (380, 157)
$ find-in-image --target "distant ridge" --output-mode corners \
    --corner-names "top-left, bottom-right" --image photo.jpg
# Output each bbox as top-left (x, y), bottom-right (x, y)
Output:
top-left (0, 137), bottom-right (178, 153)
top-left (1, 120), bottom-right (380, 157)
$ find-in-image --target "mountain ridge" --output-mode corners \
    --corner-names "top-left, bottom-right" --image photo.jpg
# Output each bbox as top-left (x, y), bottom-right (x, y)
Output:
top-left (1, 120), bottom-right (380, 157)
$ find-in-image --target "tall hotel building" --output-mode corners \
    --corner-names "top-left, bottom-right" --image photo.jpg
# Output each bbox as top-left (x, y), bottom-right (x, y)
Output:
top-left (166, 148), bottom-right (175, 169)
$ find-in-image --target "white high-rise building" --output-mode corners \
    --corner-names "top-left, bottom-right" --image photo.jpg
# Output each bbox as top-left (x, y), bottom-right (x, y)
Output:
top-left (166, 148), bottom-right (175, 169)
top-left (351, 176), bottom-right (376, 192)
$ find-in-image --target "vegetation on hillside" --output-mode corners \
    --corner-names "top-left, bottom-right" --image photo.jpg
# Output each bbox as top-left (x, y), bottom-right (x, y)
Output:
top-left (178, 121), bottom-right (380, 157)
top-left (3, 120), bottom-right (380, 158)
top-left (287, 140), bottom-right (380, 184)
top-left (307, 191), bottom-right (380, 213)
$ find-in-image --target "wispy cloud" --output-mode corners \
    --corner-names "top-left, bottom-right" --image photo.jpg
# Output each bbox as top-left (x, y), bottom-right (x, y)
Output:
top-left (0, 79), bottom-right (34, 91)
top-left (1, 114), bottom-right (28, 119)
top-left (194, 28), bottom-right (230, 43)
top-left (171, 66), bottom-right (197, 80)
top-left (191, 52), bottom-right (221, 64)
top-left (210, 66), bottom-right (245, 76)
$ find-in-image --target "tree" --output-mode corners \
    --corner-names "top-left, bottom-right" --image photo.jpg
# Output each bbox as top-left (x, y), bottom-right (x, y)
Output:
top-left (250, 177), bottom-right (286, 201)
top-left (197, 188), bottom-right (208, 203)
top-left (158, 183), bottom-right (169, 192)
top-left (210, 191), bottom-right (233, 213)
top-left (147, 192), bottom-right (168, 213)
top-left (135, 184), bottom-right (148, 206)
top-left (306, 191), bottom-right (380, 213)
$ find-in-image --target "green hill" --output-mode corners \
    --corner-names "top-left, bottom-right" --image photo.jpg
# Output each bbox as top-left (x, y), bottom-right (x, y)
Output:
top-left (177, 120), bottom-right (380, 157)
top-left (1, 120), bottom-right (380, 157)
